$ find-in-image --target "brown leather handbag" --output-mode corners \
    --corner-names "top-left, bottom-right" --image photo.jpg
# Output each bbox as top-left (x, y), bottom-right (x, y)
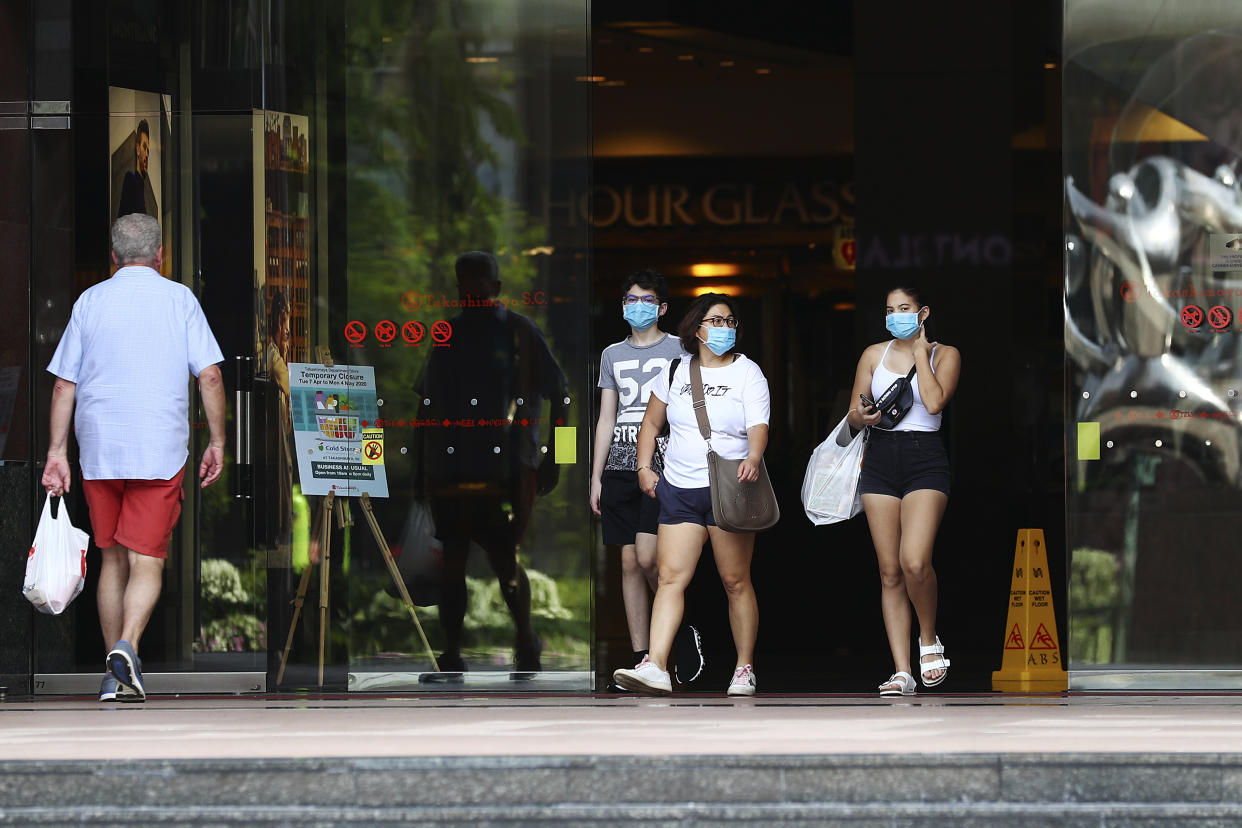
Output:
top-left (688, 356), bottom-right (779, 533)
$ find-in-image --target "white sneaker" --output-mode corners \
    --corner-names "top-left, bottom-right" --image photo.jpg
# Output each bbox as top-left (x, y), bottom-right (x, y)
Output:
top-left (726, 664), bottom-right (756, 696)
top-left (612, 656), bottom-right (672, 695)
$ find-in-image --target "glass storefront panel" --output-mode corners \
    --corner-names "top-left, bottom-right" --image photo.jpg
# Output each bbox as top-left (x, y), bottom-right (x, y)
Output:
top-left (27, 0), bottom-right (589, 693)
top-left (1064, 0), bottom-right (1242, 687)
top-left (334, 0), bottom-right (592, 691)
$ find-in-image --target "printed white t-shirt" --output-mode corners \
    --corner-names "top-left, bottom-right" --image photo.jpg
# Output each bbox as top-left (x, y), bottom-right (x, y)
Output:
top-left (46, 266), bottom-right (224, 480)
top-left (652, 354), bottom-right (770, 489)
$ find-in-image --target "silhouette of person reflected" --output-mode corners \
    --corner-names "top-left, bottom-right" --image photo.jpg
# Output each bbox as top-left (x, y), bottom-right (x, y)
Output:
top-left (414, 251), bottom-right (568, 676)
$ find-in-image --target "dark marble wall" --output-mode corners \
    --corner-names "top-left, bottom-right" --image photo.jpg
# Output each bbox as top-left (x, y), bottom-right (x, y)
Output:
top-left (0, 464), bottom-right (33, 692)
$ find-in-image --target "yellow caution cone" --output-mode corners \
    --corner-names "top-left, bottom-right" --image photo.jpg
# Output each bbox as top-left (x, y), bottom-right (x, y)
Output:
top-left (991, 528), bottom-right (1068, 692)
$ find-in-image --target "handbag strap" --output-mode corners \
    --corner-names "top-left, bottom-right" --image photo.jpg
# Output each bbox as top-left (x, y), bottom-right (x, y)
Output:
top-left (905, 363), bottom-right (917, 381)
top-left (687, 356), bottom-right (714, 448)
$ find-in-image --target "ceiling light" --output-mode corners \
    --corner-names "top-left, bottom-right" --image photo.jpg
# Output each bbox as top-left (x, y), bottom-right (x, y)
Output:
top-left (832, 302), bottom-right (856, 311)
top-left (1043, 61), bottom-right (1057, 69)
top-left (755, 68), bottom-right (771, 75)
top-left (638, 46), bottom-right (654, 53)
top-left (678, 54), bottom-right (694, 61)
top-left (466, 56), bottom-right (498, 63)
top-left (720, 60), bottom-right (735, 67)
top-left (693, 283), bottom-right (742, 296)
top-left (690, 263), bottom-right (741, 278)
top-left (599, 80), bottom-right (626, 87)
top-left (575, 75), bottom-right (607, 83)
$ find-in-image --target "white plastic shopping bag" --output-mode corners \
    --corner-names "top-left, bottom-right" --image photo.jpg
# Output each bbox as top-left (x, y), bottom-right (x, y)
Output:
top-left (801, 416), bottom-right (867, 525)
top-left (390, 499), bottom-right (443, 607)
top-left (23, 494), bottom-right (90, 615)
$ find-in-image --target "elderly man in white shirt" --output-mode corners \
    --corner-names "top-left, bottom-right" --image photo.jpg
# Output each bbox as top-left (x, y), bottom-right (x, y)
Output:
top-left (41, 213), bottom-right (227, 703)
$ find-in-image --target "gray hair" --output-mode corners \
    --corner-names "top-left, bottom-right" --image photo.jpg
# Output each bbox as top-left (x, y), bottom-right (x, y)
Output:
top-left (111, 214), bottom-right (161, 265)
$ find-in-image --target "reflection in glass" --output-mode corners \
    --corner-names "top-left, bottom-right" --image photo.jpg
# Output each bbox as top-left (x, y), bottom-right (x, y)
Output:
top-left (1065, 7), bottom-right (1242, 679)
top-left (340, 0), bottom-right (590, 687)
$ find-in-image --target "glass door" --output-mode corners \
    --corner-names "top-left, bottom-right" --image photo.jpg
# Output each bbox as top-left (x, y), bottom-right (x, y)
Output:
top-left (32, 0), bottom-right (267, 695)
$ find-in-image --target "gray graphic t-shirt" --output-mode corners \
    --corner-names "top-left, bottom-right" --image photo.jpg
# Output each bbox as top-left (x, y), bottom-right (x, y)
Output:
top-left (598, 333), bottom-right (686, 471)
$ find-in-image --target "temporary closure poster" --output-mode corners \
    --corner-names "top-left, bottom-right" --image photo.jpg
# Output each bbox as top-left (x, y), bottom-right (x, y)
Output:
top-left (289, 363), bottom-right (388, 498)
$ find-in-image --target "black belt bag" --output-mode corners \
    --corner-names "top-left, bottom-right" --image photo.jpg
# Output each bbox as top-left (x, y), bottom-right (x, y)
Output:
top-left (874, 364), bottom-right (918, 430)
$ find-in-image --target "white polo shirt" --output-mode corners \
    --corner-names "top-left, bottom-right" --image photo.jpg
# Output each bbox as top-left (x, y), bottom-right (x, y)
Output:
top-left (46, 266), bottom-right (224, 480)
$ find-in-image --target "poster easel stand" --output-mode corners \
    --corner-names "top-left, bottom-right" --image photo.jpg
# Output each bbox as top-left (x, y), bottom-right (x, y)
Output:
top-left (275, 347), bottom-right (440, 687)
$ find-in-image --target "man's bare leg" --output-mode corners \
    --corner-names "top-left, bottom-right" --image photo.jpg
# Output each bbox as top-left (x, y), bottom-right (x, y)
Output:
top-left (118, 551), bottom-right (165, 651)
top-left (97, 545), bottom-right (129, 652)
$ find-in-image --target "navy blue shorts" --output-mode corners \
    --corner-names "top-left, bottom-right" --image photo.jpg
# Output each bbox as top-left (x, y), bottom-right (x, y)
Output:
top-left (600, 470), bottom-right (661, 545)
top-left (858, 429), bottom-right (951, 498)
top-left (656, 479), bottom-right (716, 527)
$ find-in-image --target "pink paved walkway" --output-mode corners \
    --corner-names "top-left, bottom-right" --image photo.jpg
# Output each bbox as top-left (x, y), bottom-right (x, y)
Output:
top-left (3, 694), bottom-right (1242, 760)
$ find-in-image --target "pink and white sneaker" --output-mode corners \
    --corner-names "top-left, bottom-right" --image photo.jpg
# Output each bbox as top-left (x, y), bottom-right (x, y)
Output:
top-left (727, 664), bottom-right (756, 697)
top-left (612, 655), bottom-right (672, 695)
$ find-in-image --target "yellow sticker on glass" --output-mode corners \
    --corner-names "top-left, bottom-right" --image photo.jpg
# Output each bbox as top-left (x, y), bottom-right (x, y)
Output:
top-left (554, 426), bottom-right (576, 464)
top-left (1077, 422), bottom-right (1100, 460)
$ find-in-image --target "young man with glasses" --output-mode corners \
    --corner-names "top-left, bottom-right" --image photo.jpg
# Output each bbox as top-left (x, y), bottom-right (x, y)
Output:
top-left (591, 269), bottom-right (705, 691)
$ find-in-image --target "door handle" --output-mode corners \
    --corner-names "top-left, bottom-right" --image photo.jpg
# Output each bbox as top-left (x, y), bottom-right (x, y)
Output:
top-left (233, 355), bottom-right (254, 500)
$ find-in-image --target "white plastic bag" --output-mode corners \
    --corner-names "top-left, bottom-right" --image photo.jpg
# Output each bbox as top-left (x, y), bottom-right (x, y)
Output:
top-left (802, 416), bottom-right (868, 525)
top-left (390, 499), bottom-right (443, 607)
top-left (23, 495), bottom-right (90, 615)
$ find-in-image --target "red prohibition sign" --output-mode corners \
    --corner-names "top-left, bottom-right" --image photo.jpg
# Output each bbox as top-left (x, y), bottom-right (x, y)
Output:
top-left (430, 320), bottom-right (453, 344)
top-left (375, 320), bottom-right (398, 343)
top-left (344, 320), bottom-right (367, 343)
top-left (1180, 304), bottom-right (1204, 329)
top-left (1208, 305), bottom-right (1232, 331)
top-left (402, 320), bottom-right (425, 344)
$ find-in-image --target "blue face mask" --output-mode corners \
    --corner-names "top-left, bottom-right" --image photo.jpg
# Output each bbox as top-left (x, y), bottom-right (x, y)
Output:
top-left (699, 326), bottom-right (736, 356)
top-left (885, 311), bottom-right (922, 340)
top-left (623, 302), bottom-right (659, 331)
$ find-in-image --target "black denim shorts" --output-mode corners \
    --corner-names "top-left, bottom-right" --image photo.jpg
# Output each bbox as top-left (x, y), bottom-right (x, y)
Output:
top-left (858, 429), bottom-right (951, 498)
top-left (600, 470), bottom-right (661, 545)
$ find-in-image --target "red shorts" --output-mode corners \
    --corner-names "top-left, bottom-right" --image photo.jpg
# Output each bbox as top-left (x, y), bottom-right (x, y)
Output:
top-left (82, 467), bottom-right (186, 558)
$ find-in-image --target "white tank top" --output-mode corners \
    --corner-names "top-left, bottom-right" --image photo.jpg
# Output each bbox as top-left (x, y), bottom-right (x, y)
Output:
top-left (870, 340), bottom-right (942, 432)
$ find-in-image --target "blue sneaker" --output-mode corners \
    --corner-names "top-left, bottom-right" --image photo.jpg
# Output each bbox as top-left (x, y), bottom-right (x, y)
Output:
top-left (107, 641), bottom-right (145, 700)
top-left (99, 672), bottom-right (118, 702)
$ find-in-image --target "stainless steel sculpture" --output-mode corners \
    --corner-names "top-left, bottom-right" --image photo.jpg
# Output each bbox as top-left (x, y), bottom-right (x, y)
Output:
top-left (1066, 156), bottom-right (1242, 485)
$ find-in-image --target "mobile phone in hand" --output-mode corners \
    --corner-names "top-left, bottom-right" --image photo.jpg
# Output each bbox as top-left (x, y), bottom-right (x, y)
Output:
top-left (859, 394), bottom-right (876, 413)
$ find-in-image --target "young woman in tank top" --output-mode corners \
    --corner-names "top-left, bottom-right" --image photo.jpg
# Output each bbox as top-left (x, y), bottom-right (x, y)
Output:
top-left (845, 286), bottom-right (961, 696)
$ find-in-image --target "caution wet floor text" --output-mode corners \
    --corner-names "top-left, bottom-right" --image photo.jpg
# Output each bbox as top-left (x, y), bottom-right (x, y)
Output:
top-left (992, 528), bottom-right (1068, 692)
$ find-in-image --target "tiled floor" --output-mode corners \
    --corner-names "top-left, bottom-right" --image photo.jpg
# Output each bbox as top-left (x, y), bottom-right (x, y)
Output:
top-left (3, 693), bottom-right (1242, 760)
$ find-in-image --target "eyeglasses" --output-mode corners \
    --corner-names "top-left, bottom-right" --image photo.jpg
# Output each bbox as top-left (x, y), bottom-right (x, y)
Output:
top-left (700, 315), bottom-right (738, 328)
top-left (622, 294), bottom-right (660, 306)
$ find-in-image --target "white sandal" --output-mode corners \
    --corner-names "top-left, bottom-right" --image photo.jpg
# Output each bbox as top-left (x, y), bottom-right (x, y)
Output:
top-left (919, 636), bottom-right (950, 687)
top-left (878, 671), bottom-right (916, 697)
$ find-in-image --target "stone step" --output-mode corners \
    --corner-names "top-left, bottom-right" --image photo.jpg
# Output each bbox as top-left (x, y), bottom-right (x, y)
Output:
top-left (1, 754), bottom-right (1238, 825)
top-left (7, 802), bottom-right (1242, 825)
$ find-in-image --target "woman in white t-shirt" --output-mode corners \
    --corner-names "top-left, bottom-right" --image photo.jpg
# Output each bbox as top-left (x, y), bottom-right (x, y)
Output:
top-left (612, 293), bottom-right (771, 697)
top-left (846, 286), bottom-right (961, 697)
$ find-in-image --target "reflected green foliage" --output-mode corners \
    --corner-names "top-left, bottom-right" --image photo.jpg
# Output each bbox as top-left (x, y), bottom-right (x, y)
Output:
top-left (341, 1), bottom-right (588, 664)
top-left (1069, 547), bottom-right (1120, 664)
top-left (350, 570), bottom-right (589, 669)
top-left (195, 556), bottom-right (267, 653)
